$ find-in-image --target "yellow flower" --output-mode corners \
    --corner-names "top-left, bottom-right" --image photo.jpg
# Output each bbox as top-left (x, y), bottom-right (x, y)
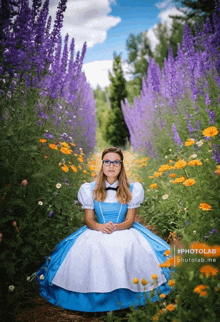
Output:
top-left (149, 176), bottom-right (154, 179)
top-left (202, 126), bottom-right (219, 137)
top-left (159, 293), bottom-right (166, 298)
top-left (199, 264), bottom-right (219, 277)
top-left (61, 164), bottom-right (69, 172)
top-left (172, 176), bottom-right (186, 184)
top-left (141, 278), bottom-right (148, 285)
top-left (199, 202), bottom-right (212, 211)
top-left (158, 164), bottom-right (170, 172)
top-left (174, 159), bottom-right (187, 169)
top-left (70, 165), bottom-right (78, 173)
top-left (78, 165), bottom-right (82, 170)
top-left (169, 173), bottom-right (177, 178)
top-left (91, 172), bottom-right (96, 177)
top-left (134, 174), bottom-right (139, 177)
top-left (78, 155), bottom-right (84, 163)
top-left (138, 178), bottom-right (143, 182)
top-left (185, 138), bottom-right (195, 146)
top-left (39, 138), bottom-right (47, 143)
top-left (151, 274), bottom-right (158, 280)
top-left (133, 278), bottom-right (139, 284)
top-left (60, 147), bottom-right (72, 155)
top-left (150, 183), bottom-right (159, 189)
top-left (49, 143), bottom-right (58, 150)
top-left (165, 304), bottom-right (175, 312)
top-left (183, 178), bottom-right (196, 186)
top-left (138, 165), bottom-right (142, 168)
top-left (159, 256), bottom-right (182, 267)
top-left (74, 153), bottom-right (78, 156)
top-left (188, 159), bottom-right (203, 166)
top-left (61, 142), bottom-right (70, 148)
top-left (70, 143), bottom-right (76, 146)
top-left (83, 170), bottom-right (87, 174)
top-left (154, 172), bottom-right (162, 177)
top-left (168, 279), bottom-right (176, 287)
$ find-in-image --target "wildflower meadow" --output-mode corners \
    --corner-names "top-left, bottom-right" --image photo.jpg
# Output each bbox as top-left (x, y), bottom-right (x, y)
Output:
top-left (0, 0), bottom-right (220, 321)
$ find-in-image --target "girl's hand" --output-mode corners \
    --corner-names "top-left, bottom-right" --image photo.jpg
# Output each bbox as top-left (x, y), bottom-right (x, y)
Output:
top-left (97, 221), bottom-right (117, 234)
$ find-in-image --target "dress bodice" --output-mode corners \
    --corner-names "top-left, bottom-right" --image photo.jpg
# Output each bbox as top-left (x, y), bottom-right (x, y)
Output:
top-left (90, 181), bottom-right (134, 224)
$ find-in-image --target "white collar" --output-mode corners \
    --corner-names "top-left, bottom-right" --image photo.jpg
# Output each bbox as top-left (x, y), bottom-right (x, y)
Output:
top-left (105, 179), bottom-right (119, 188)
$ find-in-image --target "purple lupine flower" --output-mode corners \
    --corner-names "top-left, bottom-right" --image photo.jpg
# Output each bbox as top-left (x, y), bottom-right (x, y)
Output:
top-left (172, 123), bottom-right (182, 145)
top-left (208, 110), bottom-right (216, 124)
top-left (212, 144), bottom-right (220, 163)
top-left (44, 132), bottom-right (54, 139)
top-left (48, 211), bottom-right (54, 218)
top-left (205, 93), bottom-right (211, 106)
top-left (209, 229), bottom-right (217, 234)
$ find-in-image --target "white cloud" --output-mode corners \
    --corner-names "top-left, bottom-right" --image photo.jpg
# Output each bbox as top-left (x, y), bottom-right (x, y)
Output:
top-left (146, 6), bottom-right (185, 52)
top-left (82, 59), bottom-right (132, 90)
top-left (49, 0), bottom-right (121, 52)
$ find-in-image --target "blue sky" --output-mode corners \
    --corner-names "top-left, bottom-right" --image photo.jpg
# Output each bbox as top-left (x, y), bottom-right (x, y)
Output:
top-left (48, 0), bottom-right (184, 89)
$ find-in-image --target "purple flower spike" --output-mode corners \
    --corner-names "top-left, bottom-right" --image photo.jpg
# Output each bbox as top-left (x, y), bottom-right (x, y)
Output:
top-left (45, 132), bottom-right (54, 139)
top-left (48, 211), bottom-right (54, 218)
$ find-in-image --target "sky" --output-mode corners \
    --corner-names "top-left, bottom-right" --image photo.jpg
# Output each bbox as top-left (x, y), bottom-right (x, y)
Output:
top-left (48, 0), bottom-right (185, 89)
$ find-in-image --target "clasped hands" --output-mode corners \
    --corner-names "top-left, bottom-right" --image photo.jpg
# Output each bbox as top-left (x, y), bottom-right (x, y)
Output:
top-left (98, 221), bottom-right (117, 234)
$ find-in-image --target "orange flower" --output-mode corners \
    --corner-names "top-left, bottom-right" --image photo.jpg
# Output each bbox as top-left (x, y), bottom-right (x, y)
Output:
top-left (61, 142), bottom-right (70, 148)
top-left (174, 159), bottom-right (187, 169)
top-left (185, 138), bottom-right (195, 146)
top-left (214, 168), bottom-right (220, 175)
top-left (169, 173), bottom-right (177, 178)
top-left (49, 143), bottom-right (58, 150)
top-left (70, 143), bottom-right (76, 146)
top-left (188, 159), bottom-right (203, 166)
top-left (70, 165), bottom-right (78, 173)
top-left (39, 138), bottom-right (47, 143)
top-left (78, 155), bottom-right (84, 163)
top-left (159, 293), bottom-right (166, 298)
top-left (149, 176), bottom-right (154, 179)
top-left (44, 155), bottom-right (48, 159)
top-left (199, 202), bottom-right (212, 211)
top-left (183, 178), bottom-right (196, 186)
top-left (168, 279), bottom-right (176, 287)
top-left (151, 274), bottom-right (158, 280)
top-left (194, 284), bottom-right (209, 296)
top-left (150, 183), bottom-right (159, 189)
top-left (154, 172), bottom-right (163, 177)
top-left (133, 278), bottom-right (139, 284)
top-left (164, 250), bottom-right (170, 257)
top-left (141, 278), bottom-right (148, 285)
top-left (159, 256), bottom-right (182, 267)
top-left (165, 304), bottom-right (175, 311)
top-left (91, 172), bottom-right (96, 177)
top-left (172, 176), bottom-right (186, 184)
top-left (202, 126), bottom-right (219, 137)
top-left (60, 147), bottom-right (72, 155)
top-left (158, 164), bottom-right (170, 172)
top-left (199, 264), bottom-right (219, 277)
top-left (61, 164), bottom-right (69, 172)
top-left (190, 242), bottom-right (220, 257)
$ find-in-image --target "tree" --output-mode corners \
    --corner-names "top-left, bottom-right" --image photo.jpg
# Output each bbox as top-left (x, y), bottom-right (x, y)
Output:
top-left (169, 0), bottom-right (219, 30)
top-left (125, 32), bottom-right (154, 93)
top-left (102, 53), bottom-right (130, 148)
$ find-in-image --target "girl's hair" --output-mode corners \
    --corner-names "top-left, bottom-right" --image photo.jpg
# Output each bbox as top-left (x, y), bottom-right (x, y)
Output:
top-left (93, 147), bottom-right (132, 204)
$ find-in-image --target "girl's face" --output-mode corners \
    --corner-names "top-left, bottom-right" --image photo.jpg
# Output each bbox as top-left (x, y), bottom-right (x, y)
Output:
top-left (102, 152), bottom-right (122, 180)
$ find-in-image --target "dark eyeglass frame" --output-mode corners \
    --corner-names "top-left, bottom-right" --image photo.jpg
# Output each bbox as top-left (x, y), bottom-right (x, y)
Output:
top-left (102, 160), bottom-right (122, 167)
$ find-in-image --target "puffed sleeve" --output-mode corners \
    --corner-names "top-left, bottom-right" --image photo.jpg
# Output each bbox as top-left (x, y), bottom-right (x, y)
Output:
top-left (77, 182), bottom-right (94, 209)
top-left (127, 182), bottom-right (145, 209)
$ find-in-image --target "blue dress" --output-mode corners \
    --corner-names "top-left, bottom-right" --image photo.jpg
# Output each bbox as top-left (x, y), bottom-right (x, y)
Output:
top-left (36, 180), bottom-right (173, 312)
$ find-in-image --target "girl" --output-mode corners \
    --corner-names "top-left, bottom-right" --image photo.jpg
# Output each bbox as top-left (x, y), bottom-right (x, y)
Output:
top-left (36, 147), bottom-right (173, 312)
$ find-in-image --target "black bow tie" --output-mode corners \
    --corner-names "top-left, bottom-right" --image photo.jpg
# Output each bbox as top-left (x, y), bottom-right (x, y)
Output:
top-left (105, 187), bottom-right (118, 191)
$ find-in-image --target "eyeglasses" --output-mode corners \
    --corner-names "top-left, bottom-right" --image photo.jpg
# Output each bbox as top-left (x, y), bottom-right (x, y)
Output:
top-left (102, 160), bottom-right (122, 167)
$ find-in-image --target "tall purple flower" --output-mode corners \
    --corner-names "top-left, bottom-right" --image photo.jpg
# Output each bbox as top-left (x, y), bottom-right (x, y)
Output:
top-left (212, 144), bottom-right (220, 163)
top-left (172, 123), bottom-right (182, 145)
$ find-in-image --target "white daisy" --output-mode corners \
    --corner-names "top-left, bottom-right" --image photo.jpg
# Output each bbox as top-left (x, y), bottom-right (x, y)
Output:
top-left (9, 285), bottom-right (15, 292)
top-left (162, 194), bottom-right (169, 200)
top-left (196, 140), bottom-right (203, 146)
top-left (189, 154), bottom-right (197, 159)
top-left (56, 183), bottom-right (62, 189)
top-left (38, 201), bottom-right (43, 206)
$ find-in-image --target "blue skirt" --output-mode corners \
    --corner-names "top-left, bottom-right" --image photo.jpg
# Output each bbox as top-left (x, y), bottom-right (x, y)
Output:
top-left (36, 222), bottom-right (175, 312)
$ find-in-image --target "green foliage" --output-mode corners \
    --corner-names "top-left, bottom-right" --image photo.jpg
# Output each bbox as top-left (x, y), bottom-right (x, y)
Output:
top-left (103, 53), bottom-right (130, 148)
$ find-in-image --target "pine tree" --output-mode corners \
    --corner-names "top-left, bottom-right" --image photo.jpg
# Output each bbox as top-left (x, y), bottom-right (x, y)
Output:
top-left (103, 53), bottom-right (130, 148)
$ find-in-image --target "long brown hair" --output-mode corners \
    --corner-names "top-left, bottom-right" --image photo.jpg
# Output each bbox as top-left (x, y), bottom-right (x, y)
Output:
top-left (93, 147), bottom-right (132, 204)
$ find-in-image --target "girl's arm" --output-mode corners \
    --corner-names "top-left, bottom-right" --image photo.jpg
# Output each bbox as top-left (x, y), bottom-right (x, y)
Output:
top-left (114, 208), bottom-right (137, 231)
